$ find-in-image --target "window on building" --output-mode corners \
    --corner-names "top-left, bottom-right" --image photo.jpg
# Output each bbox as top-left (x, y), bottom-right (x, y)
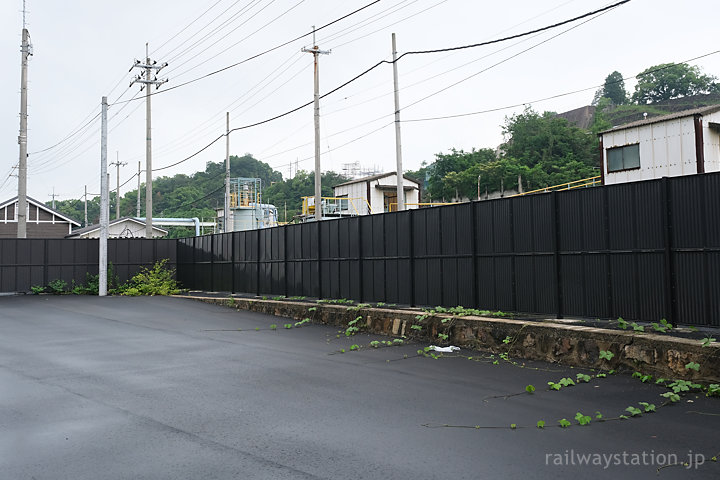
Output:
top-left (607, 144), bottom-right (640, 172)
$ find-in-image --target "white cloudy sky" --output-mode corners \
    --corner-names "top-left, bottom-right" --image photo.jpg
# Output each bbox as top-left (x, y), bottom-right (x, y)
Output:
top-left (0, 0), bottom-right (718, 204)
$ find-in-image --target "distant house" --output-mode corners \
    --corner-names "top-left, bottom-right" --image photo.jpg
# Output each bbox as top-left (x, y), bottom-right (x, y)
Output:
top-left (599, 105), bottom-right (720, 185)
top-left (0, 196), bottom-right (81, 238)
top-left (67, 217), bottom-right (168, 239)
top-left (333, 172), bottom-right (420, 214)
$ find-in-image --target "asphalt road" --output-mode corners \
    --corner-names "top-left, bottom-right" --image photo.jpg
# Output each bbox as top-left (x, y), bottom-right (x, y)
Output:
top-left (1, 296), bottom-right (718, 480)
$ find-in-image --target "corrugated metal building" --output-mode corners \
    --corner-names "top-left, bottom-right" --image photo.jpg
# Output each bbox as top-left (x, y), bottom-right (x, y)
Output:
top-left (600, 105), bottom-right (720, 184)
top-left (0, 196), bottom-right (80, 238)
top-left (333, 172), bottom-right (420, 213)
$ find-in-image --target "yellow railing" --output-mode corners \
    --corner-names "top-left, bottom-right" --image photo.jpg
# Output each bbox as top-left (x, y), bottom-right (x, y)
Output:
top-left (510, 175), bottom-right (601, 197)
top-left (301, 197), bottom-right (373, 216)
top-left (388, 202), bottom-right (457, 212)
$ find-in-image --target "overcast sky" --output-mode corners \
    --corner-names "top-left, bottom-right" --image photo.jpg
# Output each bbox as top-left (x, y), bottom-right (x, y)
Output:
top-left (1, 0), bottom-right (718, 204)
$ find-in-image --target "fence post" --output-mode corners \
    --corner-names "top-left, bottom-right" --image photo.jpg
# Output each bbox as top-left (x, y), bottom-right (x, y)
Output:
top-left (509, 198), bottom-right (517, 312)
top-left (316, 220), bottom-right (322, 299)
top-left (231, 233), bottom-right (236, 294)
top-left (358, 217), bottom-right (364, 303)
top-left (256, 229), bottom-right (261, 296)
top-left (209, 235), bottom-right (214, 292)
top-left (603, 185), bottom-right (614, 319)
top-left (470, 201), bottom-right (479, 309)
top-left (43, 239), bottom-right (48, 288)
top-left (552, 191), bottom-right (563, 319)
top-left (661, 177), bottom-right (676, 324)
top-left (283, 227), bottom-right (289, 298)
top-left (409, 209), bottom-right (416, 307)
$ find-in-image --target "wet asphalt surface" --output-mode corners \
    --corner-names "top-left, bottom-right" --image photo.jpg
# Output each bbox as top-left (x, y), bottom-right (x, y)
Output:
top-left (1, 296), bottom-right (718, 480)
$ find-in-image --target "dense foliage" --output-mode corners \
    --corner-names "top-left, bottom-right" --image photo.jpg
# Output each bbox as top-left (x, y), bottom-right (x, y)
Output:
top-left (413, 109), bottom-right (599, 201)
top-left (52, 155), bottom-right (348, 236)
top-left (632, 63), bottom-right (718, 104)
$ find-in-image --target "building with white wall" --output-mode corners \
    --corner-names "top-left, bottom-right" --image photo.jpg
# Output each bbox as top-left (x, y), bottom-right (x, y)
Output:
top-left (600, 105), bottom-right (720, 185)
top-left (333, 172), bottom-right (420, 214)
top-left (67, 217), bottom-right (167, 239)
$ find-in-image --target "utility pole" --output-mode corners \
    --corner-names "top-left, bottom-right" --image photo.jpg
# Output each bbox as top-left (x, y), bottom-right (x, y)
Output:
top-left (302, 27), bottom-right (330, 221)
top-left (84, 185), bottom-right (88, 226)
top-left (17, 9), bottom-right (32, 238)
top-left (110, 152), bottom-right (127, 219)
top-left (48, 187), bottom-right (59, 209)
top-left (99, 97), bottom-right (109, 297)
top-left (391, 33), bottom-right (405, 212)
top-left (130, 43), bottom-right (167, 238)
top-left (136, 161), bottom-right (141, 218)
top-left (224, 112), bottom-right (230, 233)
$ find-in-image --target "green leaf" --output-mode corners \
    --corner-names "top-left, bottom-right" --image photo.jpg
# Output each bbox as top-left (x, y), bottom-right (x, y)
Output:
top-left (599, 350), bottom-right (614, 361)
top-left (574, 412), bottom-right (591, 426)
top-left (626, 406), bottom-right (642, 417)
top-left (510, 423), bottom-right (517, 429)
top-left (685, 362), bottom-right (700, 371)
top-left (525, 384), bottom-right (536, 394)
top-left (536, 420), bottom-right (545, 429)
top-left (558, 419), bottom-right (571, 428)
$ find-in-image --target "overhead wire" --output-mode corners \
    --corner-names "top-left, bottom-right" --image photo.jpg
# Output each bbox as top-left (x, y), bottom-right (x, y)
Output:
top-left (402, 49), bottom-right (720, 122)
top-left (138, 0), bottom-right (632, 176)
top-left (109, 0), bottom-right (383, 106)
top-left (168, 0), bottom-right (306, 81)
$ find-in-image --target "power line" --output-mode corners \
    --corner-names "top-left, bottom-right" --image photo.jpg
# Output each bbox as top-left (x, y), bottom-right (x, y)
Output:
top-left (400, 5), bottom-right (614, 113)
top-left (141, 1), bottom-right (631, 175)
top-left (403, 49), bottom-right (720, 122)
top-left (109, 0), bottom-right (382, 106)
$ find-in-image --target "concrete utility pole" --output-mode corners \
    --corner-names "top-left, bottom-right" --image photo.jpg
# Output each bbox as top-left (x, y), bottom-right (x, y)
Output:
top-left (391, 33), bottom-right (405, 212)
top-left (130, 43), bottom-right (167, 237)
top-left (302, 27), bottom-right (330, 221)
top-left (17, 22), bottom-right (32, 238)
top-left (84, 185), bottom-right (88, 226)
top-left (48, 187), bottom-right (59, 209)
top-left (99, 97), bottom-right (109, 297)
top-left (136, 161), bottom-right (141, 218)
top-left (110, 152), bottom-right (127, 219)
top-left (224, 112), bottom-right (230, 233)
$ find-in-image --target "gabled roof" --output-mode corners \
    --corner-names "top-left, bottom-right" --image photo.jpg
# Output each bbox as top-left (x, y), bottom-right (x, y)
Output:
top-left (0, 196), bottom-right (81, 226)
top-left (600, 104), bottom-right (720, 134)
top-left (334, 171), bottom-right (420, 188)
top-left (67, 217), bottom-right (168, 237)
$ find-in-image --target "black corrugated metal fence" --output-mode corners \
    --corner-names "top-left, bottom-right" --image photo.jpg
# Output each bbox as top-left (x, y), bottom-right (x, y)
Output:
top-left (176, 173), bottom-right (720, 327)
top-left (0, 238), bottom-right (176, 292)
top-left (0, 174), bottom-right (717, 326)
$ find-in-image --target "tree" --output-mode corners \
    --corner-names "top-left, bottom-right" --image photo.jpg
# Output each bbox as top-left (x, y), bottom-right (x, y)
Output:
top-left (592, 71), bottom-right (628, 106)
top-left (426, 148), bottom-right (496, 200)
top-left (632, 63), bottom-right (719, 104)
top-left (501, 108), bottom-right (599, 171)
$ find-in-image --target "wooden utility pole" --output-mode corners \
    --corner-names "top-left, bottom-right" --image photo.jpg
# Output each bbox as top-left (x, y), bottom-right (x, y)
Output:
top-left (392, 33), bottom-right (405, 212)
top-left (130, 43), bottom-right (167, 237)
top-left (110, 152), bottom-right (127, 219)
top-left (302, 28), bottom-right (330, 221)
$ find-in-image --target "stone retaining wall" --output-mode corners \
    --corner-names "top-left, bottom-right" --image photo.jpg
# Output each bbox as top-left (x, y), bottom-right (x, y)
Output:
top-left (183, 296), bottom-right (720, 383)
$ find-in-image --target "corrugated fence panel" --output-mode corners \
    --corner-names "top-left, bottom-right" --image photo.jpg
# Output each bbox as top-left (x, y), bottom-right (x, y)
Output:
top-left (3, 173), bottom-right (719, 326)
